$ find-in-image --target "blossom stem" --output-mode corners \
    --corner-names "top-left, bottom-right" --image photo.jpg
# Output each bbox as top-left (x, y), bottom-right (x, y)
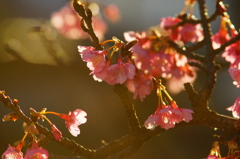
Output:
top-left (43, 111), bottom-right (61, 117)
top-left (107, 46), bottom-right (117, 60)
top-left (16, 132), bottom-right (29, 151)
top-left (180, 5), bottom-right (188, 15)
top-left (189, 3), bottom-right (195, 16)
top-left (156, 79), bottom-right (164, 107)
top-left (21, 132), bottom-right (28, 143)
top-left (162, 89), bottom-right (173, 102)
top-left (42, 115), bottom-right (54, 126)
top-left (220, 17), bottom-right (227, 32)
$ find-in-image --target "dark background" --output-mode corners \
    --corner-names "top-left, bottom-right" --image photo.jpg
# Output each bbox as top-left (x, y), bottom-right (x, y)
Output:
top-left (0, 0), bottom-right (240, 158)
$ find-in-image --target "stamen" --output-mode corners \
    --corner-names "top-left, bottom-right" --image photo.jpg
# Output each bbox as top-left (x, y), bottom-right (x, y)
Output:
top-left (42, 115), bottom-right (54, 126)
top-left (156, 79), bottom-right (164, 107)
top-left (100, 39), bottom-right (115, 46)
top-left (17, 132), bottom-right (29, 150)
top-left (189, 3), bottom-right (195, 16)
top-left (162, 89), bottom-right (173, 102)
top-left (180, 5), bottom-right (189, 15)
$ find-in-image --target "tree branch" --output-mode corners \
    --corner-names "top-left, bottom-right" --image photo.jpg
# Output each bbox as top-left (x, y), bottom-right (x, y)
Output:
top-left (72, 0), bottom-right (103, 50)
top-left (113, 84), bottom-right (141, 135)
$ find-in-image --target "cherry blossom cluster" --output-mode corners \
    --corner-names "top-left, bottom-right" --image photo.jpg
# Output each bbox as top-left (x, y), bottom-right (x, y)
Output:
top-left (144, 79), bottom-right (193, 130)
top-left (2, 0), bottom-right (240, 158)
top-left (2, 141), bottom-right (48, 159)
top-left (2, 106), bottom-right (87, 159)
top-left (123, 1), bottom-right (201, 95)
top-left (123, 30), bottom-right (196, 95)
top-left (211, 1), bottom-right (240, 121)
top-left (50, 0), bottom-right (120, 40)
top-left (78, 37), bottom-right (153, 101)
top-left (78, 1), bottom-right (203, 99)
top-left (78, 38), bottom-right (194, 129)
top-left (212, 2), bottom-right (240, 88)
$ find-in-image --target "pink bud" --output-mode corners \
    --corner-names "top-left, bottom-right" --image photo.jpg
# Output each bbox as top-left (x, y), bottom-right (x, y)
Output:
top-left (2, 144), bottom-right (23, 159)
top-left (51, 124), bottom-right (62, 141)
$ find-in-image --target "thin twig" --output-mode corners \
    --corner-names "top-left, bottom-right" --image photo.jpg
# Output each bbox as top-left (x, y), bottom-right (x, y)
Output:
top-left (168, 40), bottom-right (205, 62)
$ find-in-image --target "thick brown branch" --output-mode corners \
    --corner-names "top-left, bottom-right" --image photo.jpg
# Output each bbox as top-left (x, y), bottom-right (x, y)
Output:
top-left (197, 0), bottom-right (220, 102)
top-left (198, 0), bottom-right (213, 54)
top-left (185, 40), bottom-right (205, 52)
top-left (113, 84), bottom-right (141, 135)
top-left (188, 61), bottom-right (207, 72)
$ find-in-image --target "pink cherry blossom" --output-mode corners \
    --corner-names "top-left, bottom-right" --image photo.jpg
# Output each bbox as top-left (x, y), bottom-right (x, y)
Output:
top-left (51, 5), bottom-right (86, 40)
top-left (165, 73), bottom-right (196, 95)
top-left (222, 42), bottom-right (240, 64)
top-left (124, 31), bottom-right (172, 78)
top-left (103, 4), bottom-right (121, 23)
top-left (92, 61), bottom-right (111, 82)
top-left (228, 60), bottom-right (240, 88)
top-left (212, 32), bottom-right (230, 50)
top-left (144, 104), bottom-right (193, 130)
top-left (179, 107), bottom-right (194, 122)
top-left (165, 54), bottom-right (196, 94)
top-left (59, 109), bottom-right (87, 137)
top-left (123, 30), bottom-right (196, 96)
top-left (160, 17), bottom-right (182, 41)
top-left (211, 17), bottom-right (230, 50)
top-left (179, 24), bottom-right (203, 43)
top-left (174, 55), bottom-right (195, 78)
top-left (123, 31), bottom-right (152, 73)
top-left (51, 3), bottom-right (107, 41)
top-left (24, 141), bottom-right (48, 159)
top-left (150, 52), bottom-right (173, 78)
top-left (78, 46), bottom-right (107, 73)
top-left (206, 155), bottom-right (219, 159)
top-left (51, 124), bottom-right (62, 141)
top-left (158, 106), bottom-right (183, 129)
top-left (2, 145), bottom-right (23, 159)
top-left (132, 43), bottom-right (152, 72)
top-left (226, 96), bottom-right (240, 118)
top-left (144, 106), bottom-right (181, 130)
top-left (104, 59), bottom-right (136, 85)
top-left (125, 73), bottom-right (153, 101)
top-left (144, 113), bottom-right (159, 130)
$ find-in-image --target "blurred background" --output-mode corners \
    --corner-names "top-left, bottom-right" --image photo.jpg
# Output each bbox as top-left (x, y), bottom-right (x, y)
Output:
top-left (0, 0), bottom-right (240, 158)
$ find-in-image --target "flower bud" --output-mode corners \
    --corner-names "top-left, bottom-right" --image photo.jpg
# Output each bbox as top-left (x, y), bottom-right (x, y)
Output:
top-left (2, 112), bottom-right (18, 122)
top-left (51, 124), bottom-right (62, 141)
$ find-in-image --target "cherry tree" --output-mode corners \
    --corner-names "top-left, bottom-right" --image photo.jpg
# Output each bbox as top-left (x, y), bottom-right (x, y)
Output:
top-left (1, 0), bottom-right (240, 158)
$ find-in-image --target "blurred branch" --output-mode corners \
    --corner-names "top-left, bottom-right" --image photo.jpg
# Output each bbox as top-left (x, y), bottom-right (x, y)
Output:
top-left (73, 0), bottom-right (103, 51)
top-left (30, 25), bottom-right (67, 66)
top-left (4, 39), bottom-right (27, 62)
